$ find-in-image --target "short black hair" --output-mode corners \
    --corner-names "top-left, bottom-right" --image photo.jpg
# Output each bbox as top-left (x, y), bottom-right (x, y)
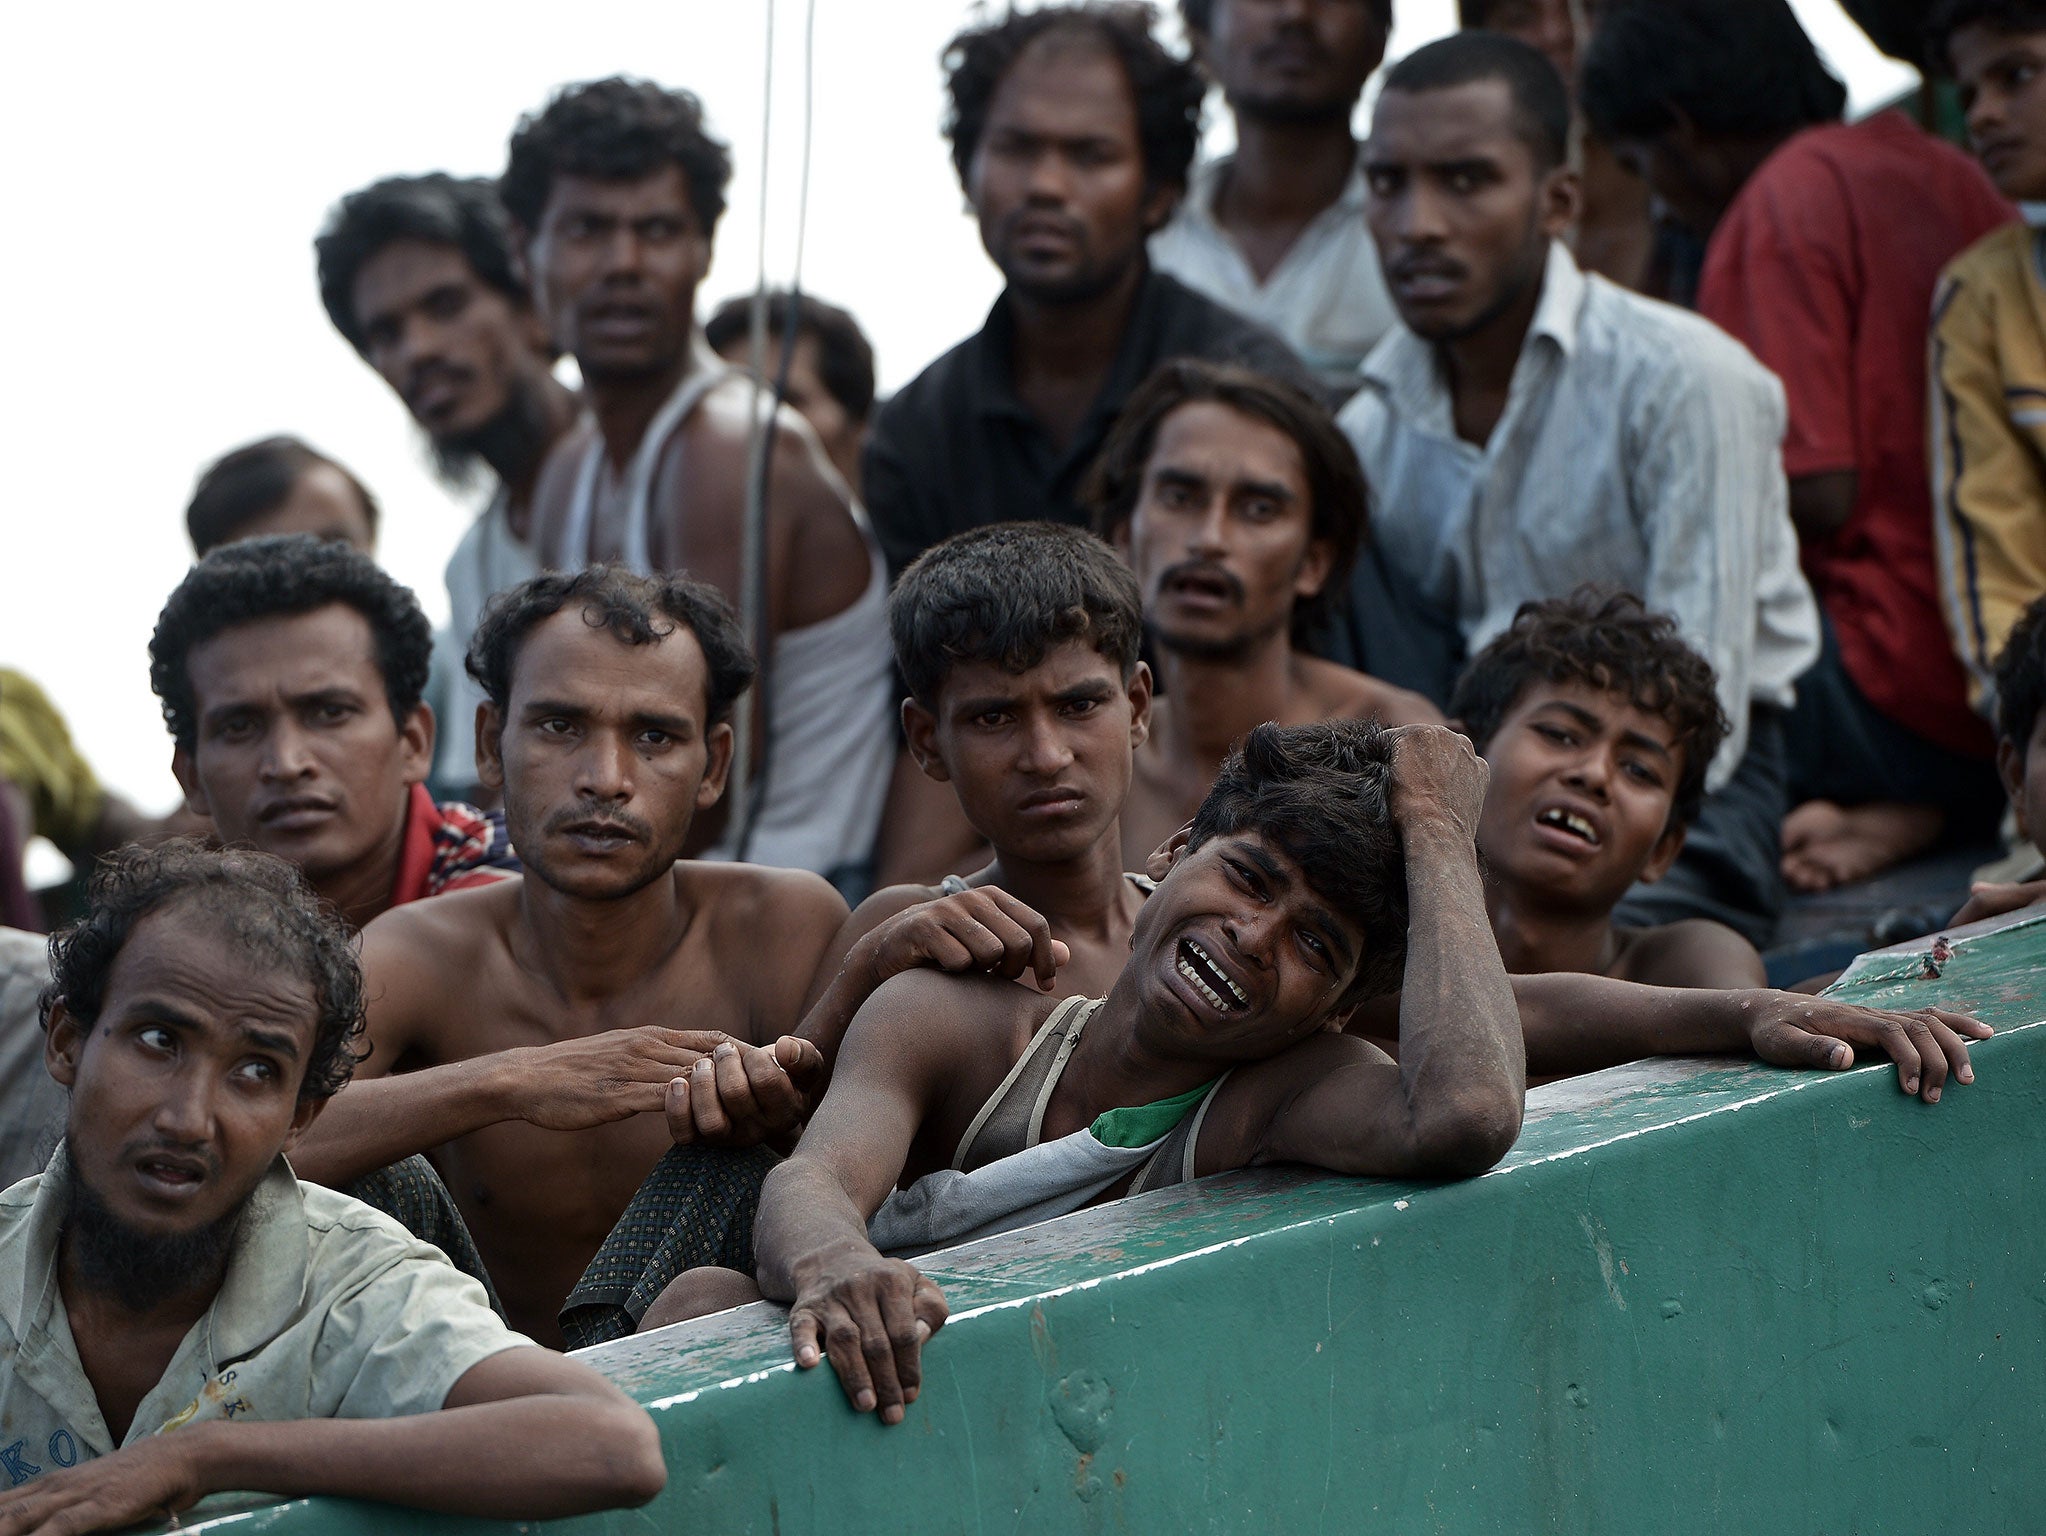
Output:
top-left (704, 290), bottom-right (879, 424)
top-left (1085, 358), bottom-right (1365, 643)
top-left (1928, 0), bottom-right (2046, 70)
top-left (1378, 31), bottom-right (1573, 172)
top-left (501, 77), bottom-right (733, 236)
top-left (943, 4), bottom-right (1206, 195)
top-left (466, 566), bottom-right (756, 727)
top-left (1449, 587), bottom-right (1730, 829)
top-left (1581, 0), bottom-right (1847, 144)
top-left (315, 174), bottom-right (525, 353)
top-left (1994, 592), bottom-right (2046, 748)
top-left (1181, 0), bottom-right (1392, 37)
top-left (150, 536), bottom-right (432, 754)
top-left (1188, 720), bottom-right (1407, 1004)
top-left (890, 522), bottom-right (1144, 708)
top-left (43, 841), bottom-right (366, 1102)
top-left (185, 437), bottom-right (380, 557)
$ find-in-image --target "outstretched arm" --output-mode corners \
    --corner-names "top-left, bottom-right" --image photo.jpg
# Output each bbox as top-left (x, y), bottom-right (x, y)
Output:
top-left (0, 1350), bottom-right (663, 1533)
top-left (1254, 726), bottom-right (1524, 1177)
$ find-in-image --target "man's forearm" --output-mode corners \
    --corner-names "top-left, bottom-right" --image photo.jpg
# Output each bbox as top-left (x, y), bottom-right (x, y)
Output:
top-left (1512, 972), bottom-right (1750, 1076)
top-left (289, 1058), bottom-right (520, 1187)
top-left (1394, 820), bottom-right (1525, 1162)
top-left (179, 1393), bottom-right (657, 1520)
top-left (752, 1156), bottom-right (883, 1302)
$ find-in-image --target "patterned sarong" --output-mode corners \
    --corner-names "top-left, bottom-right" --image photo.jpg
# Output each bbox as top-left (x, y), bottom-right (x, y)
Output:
top-left (343, 1154), bottom-right (504, 1318)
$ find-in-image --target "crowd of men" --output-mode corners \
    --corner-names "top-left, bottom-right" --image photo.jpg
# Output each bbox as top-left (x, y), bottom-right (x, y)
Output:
top-left (0, 0), bottom-right (2040, 1523)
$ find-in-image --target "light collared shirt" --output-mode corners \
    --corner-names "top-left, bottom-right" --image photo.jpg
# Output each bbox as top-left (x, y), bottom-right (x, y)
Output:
top-left (0, 1146), bottom-right (528, 1486)
top-left (1150, 149), bottom-right (1395, 393)
top-left (1341, 243), bottom-right (1820, 788)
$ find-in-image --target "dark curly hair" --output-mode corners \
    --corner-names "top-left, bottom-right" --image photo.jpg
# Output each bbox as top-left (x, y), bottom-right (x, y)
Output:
top-left (704, 289), bottom-right (878, 425)
top-left (1085, 358), bottom-right (1363, 643)
top-left (1181, 0), bottom-right (1391, 37)
top-left (467, 566), bottom-right (757, 728)
top-left (184, 437), bottom-right (381, 557)
top-left (315, 174), bottom-right (526, 353)
top-left (501, 77), bottom-right (733, 236)
top-left (1450, 587), bottom-right (1729, 829)
top-left (150, 535), bottom-right (433, 755)
top-left (41, 841), bottom-right (366, 1101)
top-left (1993, 593), bottom-right (2046, 749)
top-left (943, 4), bottom-right (1206, 194)
top-left (1927, 0), bottom-right (2046, 69)
top-left (1189, 719), bottom-right (1406, 1004)
top-left (890, 522), bottom-right (1144, 708)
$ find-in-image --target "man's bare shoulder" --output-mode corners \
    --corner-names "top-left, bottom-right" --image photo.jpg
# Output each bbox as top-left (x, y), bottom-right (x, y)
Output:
top-left (686, 860), bottom-right (851, 936)
top-left (1611, 918), bottom-right (1766, 990)
top-left (1295, 654), bottom-right (1443, 729)
top-left (850, 967), bottom-right (1055, 1054)
top-left (843, 882), bottom-right (947, 938)
top-left (364, 878), bottom-right (524, 964)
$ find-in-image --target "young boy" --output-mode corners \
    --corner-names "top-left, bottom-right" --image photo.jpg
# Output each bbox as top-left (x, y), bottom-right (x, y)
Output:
top-left (1954, 594), bottom-right (2046, 922)
top-left (1931, 0), bottom-right (2046, 715)
top-left (798, 523), bottom-right (1159, 1045)
top-left (1451, 590), bottom-right (1768, 988)
top-left (1, 842), bottom-right (663, 1530)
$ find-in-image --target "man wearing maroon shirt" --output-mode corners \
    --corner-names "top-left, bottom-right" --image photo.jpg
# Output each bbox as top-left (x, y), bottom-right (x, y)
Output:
top-left (1584, 0), bottom-right (2016, 893)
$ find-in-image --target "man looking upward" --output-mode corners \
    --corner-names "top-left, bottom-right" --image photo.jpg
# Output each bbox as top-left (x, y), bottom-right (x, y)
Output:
top-left (514, 78), bottom-right (893, 882)
top-left (1088, 359), bottom-right (1438, 865)
top-left (1153, 0), bottom-right (1398, 390)
top-left (317, 174), bottom-right (582, 798)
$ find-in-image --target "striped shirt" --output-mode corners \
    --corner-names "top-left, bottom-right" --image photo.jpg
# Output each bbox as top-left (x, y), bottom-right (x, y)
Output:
top-left (1930, 221), bottom-right (2046, 721)
top-left (1339, 243), bottom-right (1819, 788)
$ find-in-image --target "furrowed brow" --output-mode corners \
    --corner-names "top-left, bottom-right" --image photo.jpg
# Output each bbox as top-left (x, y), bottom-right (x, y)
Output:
top-left (241, 1026), bottom-right (304, 1061)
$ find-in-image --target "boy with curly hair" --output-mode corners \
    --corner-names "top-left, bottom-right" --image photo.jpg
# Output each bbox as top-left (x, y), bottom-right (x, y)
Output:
top-left (1452, 589), bottom-right (1766, 988)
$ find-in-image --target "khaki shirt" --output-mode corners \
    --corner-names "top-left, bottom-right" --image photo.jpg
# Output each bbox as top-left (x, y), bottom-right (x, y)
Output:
top-left (0, 1145), bottom-right (530, 1488)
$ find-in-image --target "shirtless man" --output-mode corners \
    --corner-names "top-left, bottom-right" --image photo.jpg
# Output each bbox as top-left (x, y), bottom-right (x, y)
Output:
top-left (649, 720), bottom-right (1988, 1421)
top-left (287, 568), bottom-right (850, 1344)
top-left (1086, 358), bottom-right (1438, 865)
top-left (1452, 589), bottom-right (1766, 988)
top-left (804, 523), bottom-right (1155, 1038)
top-left (510, 78), bottom-right (893, 879)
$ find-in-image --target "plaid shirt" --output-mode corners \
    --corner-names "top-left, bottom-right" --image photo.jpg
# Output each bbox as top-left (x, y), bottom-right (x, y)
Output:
top-left (392, 785), bottom-right (518, 908)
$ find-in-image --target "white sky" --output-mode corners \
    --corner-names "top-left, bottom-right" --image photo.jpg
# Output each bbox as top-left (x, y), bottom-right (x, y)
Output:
top-left (0, 0), bottom-right (1913, 823)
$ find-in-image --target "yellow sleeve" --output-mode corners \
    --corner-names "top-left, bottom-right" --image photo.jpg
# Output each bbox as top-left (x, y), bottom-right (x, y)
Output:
top-left (0, 669), bottom-right (105, 853)
top-left (1931, 254), bottom-right (2046, 718)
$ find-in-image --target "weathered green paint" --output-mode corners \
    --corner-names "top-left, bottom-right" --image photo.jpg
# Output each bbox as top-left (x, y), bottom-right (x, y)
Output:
top-left (175, 916), bottom-right (2046, 1535)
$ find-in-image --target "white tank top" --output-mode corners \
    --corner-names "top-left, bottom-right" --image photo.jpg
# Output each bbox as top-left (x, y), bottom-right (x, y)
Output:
top-left (561, 366), bottom-right (894, 878)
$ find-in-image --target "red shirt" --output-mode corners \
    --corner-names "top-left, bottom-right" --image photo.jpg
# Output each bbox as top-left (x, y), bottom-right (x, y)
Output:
top-left (388, 784), bottom-right (517, 909)
top-left (1699, 112), bottom-right (2014, 756)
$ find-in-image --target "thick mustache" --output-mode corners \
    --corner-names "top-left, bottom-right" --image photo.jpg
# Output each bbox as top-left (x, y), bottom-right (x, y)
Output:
top-left (1159, 559), bottom-right (1246, 604)
top-left (1390, 253), bottom-right (1470, 284)
top-left (405, 360), bottom-right (473, 402)
top-left (546, 804), bottom-right (653, 840)
top-left (126, 1140), bottom-right (221, 1179)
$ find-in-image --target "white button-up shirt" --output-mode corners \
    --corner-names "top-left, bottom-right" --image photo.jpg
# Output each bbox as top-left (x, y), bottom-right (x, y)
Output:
top-left (1151, 150), bottom-right (1396, 392)
top-left (1341, 244), bottom-right (1819, 787)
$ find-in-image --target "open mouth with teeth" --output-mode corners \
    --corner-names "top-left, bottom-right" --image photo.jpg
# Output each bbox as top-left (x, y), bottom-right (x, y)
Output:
top-left (1177, 936), bottom-right (1249, 1012)
top-left (1536, 807), bottom-right (1601, 848)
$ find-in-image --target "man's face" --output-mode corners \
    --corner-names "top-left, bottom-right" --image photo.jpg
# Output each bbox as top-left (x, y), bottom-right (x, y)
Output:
top-left (479, 609), bottom-right (732, 900)
top-left (351, 239), bottom-right (551, 445)
top-left (1365, 80), bottom-right (1574, 341)
top-left (46, 904), bottom-right (322, 1250)
top-left (712, 330), bottom-right (864, 490)
top-left (905, 641), bottom-right (1151, 866)
top-left (969, 34), bottom-right (1177, 304)
top-left (1117, 400), bottom-right (1330, 660)
top-left (1604, 129), bottom-right (1726, 239)
top-left (525, 166), bottom-right (711, 383)
top-left (225, 466), bottom-right (377, 554)
top-left (1952, 24), bottom-right (2046, 202)
top-left (1126, 831), bottom-right (1365, 1059)
top-left (1199, 0), bottom-right (1386, 123)
top-left (1471, 0), bottom-right (1585, 87)
top-left (174, 605), bottom-right (431, 890)
top-left (1473, 679), bottom-right (1686, 912)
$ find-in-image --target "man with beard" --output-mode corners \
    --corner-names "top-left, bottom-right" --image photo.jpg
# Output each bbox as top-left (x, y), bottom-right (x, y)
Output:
top-left (284, 568), bottom-right (861, 1346)
top-left (512, 80), bottom-right (893, 882)
top-left (1340, 33), bottom-right (1818, 946)
top-left (317, 173), bottom-right (582, 798)
top-left (862, 3), bottom-right (1317, 586)
top-left (1152, 0), bottom-right (1397, 392)
top-left (1088, 359), bottom-right (1438, 866)
top-left (0, 842), bottom-right (664, 1529)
